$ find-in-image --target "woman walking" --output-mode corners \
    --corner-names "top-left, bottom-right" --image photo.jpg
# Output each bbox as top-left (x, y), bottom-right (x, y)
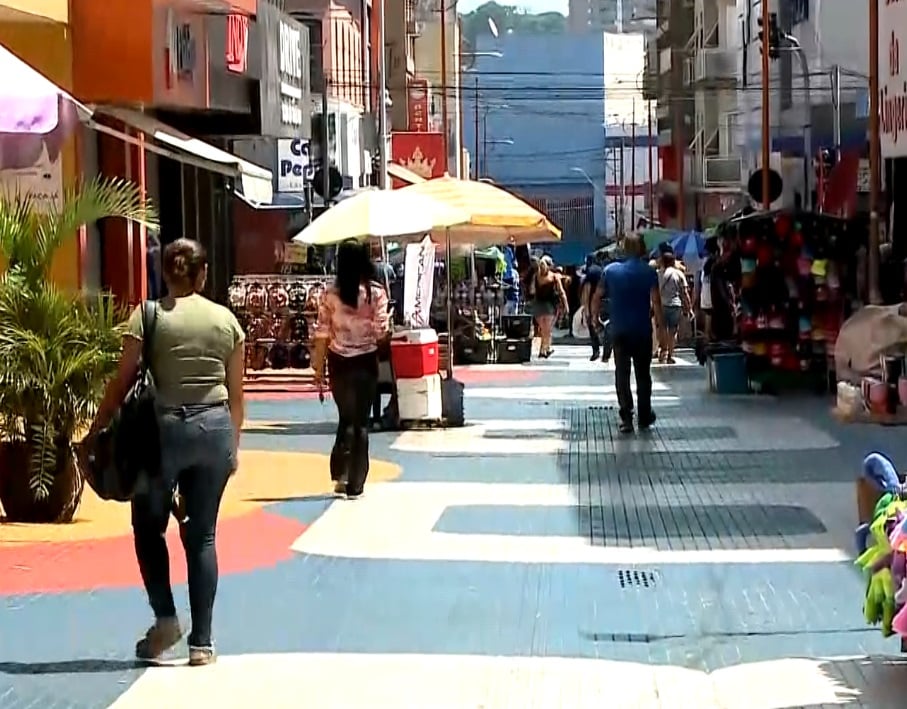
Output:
top-left (90, 238), bottom-right (245, 666)
top-left (312, 240), bottom-right (391, 499)
top-left (657, 251), bottom-right (691, 363)
top-left (532, 256), bottom-right (568, 359)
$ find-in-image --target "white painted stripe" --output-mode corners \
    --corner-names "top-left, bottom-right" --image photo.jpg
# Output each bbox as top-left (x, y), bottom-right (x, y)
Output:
top-left (291, 482), bottom-right (850, 565)
top-left (109, 652), bottom-right (874, 708)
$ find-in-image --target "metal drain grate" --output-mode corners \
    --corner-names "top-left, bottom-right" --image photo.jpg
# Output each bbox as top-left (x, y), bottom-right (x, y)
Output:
top-left (617, 569), bottom-right (658, 589)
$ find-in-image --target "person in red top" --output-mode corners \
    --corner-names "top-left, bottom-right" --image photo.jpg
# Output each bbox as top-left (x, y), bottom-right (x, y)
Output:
top-left (313, 240), bottom-right (391, 499)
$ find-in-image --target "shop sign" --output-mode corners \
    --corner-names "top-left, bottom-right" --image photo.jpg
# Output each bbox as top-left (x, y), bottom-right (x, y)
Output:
top-left (225, 14), bottom-right (249, 74)
top-left (279, 21), bottom-right (303, 128)
top-left (881, 0), bottom-right (907, 158)
top-left (408, 79), bottom-right (429, 132)
top-left (165, 9), bottom-right (197, 88)
top-left (0, 139), bottom-right (63, 214)
top-left (390, 131), bottom-right (445, 188)
top-left (277, 138), bottom-right (313, 192)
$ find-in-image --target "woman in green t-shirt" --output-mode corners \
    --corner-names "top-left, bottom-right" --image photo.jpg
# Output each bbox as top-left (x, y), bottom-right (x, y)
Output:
top-left (90, 238), bottom-right (245, 667)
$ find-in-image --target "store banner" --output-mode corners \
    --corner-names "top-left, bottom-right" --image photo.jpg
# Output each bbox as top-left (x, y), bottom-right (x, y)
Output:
top-left (0, 139), bottom-right (63, 213)
top-left (403, 236), bottom-right (435, 328)
top-left (390, 131), bottom-right (445, 188)
top-left (881, 0), bottom-right (907, 158)
top-left (277, 138), bottom-right (313, 192)
top-left (257, 3), bottom-right (311, 139)
top-left (408, 78), bottom-right (429, 132)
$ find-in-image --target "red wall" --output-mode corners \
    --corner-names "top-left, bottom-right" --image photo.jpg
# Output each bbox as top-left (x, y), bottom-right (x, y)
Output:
top-left (232, 201), bottom-right (289, 274)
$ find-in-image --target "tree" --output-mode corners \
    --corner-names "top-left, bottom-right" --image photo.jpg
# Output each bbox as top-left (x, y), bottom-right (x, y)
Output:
top-left (460, 2), bottom-right (566, 47)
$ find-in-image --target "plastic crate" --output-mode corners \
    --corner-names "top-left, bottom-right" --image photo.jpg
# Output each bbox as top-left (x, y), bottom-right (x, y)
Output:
top-left (707, 351), bottom-right (749, 394)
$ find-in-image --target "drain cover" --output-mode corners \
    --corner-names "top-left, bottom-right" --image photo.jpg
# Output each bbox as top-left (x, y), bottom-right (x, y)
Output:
top-left (617, 569), bottom-right (658, 589)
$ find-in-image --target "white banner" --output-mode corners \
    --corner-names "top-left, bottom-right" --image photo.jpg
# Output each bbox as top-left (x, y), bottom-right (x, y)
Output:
top-left (276, 138), bottom-right (312, 193)
top-left (0, 142), bottom-right (63, 214)
top-left (881, 0), bottom-right (907, 158)
top-left (403, 236), bottom-right (435, 328)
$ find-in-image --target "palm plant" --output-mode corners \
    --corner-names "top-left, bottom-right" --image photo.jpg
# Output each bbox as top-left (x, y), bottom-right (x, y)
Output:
top-left (0, 177), bottom-right (157, 522)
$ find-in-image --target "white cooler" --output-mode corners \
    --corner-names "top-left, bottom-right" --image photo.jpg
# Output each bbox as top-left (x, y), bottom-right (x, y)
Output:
top-left (396, 374), bottom-right (443, 421)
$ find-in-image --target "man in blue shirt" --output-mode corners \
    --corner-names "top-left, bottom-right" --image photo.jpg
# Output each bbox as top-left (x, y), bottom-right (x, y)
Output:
top-left (592, 234), bottom-right (663, 434)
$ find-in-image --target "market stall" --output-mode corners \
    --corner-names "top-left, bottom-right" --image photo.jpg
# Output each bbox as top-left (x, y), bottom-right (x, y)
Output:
top-left (707, 209), bottom-right (857, 395)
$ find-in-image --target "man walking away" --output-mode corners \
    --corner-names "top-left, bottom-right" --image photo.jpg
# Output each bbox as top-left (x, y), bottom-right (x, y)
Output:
top-left (592, 234), bottom-right (663, 434)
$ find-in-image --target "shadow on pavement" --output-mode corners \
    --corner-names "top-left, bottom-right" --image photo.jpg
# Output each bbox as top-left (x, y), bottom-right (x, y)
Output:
top-left (0, 659), bottom-right (142, 675)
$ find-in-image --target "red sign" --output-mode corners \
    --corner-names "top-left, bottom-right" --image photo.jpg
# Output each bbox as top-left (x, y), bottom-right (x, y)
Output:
top-left (407, 79), bottom-right (430, 132)
top-left (226, 14), bottom-right (249, 74)
top-left (391, 132), bottom-right (446, 188)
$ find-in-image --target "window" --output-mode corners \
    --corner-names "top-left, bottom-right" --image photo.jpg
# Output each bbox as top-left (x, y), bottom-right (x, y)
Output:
top-left (791, 0), bottom-right (809, 25)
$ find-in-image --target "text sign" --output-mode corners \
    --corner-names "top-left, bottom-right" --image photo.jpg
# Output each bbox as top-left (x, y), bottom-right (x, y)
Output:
top-left (277, 138), bottom-right (313, 192)
top-left (226, 14), bottom-right (249, 73)
top-left (881, 0), bottom-right (907, 157)
top-left (279, 21), bottom-right (303, 127)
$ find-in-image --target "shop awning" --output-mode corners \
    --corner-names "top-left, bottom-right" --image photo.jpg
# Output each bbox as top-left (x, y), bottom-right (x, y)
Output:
top-left (88, 107), bottom-right (273, 204)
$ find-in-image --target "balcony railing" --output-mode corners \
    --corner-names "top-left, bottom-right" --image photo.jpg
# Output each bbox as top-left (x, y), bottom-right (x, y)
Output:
top-left (703, 156), bottom-right (743, 187)
top-left (693, 48), bottom-right (737, 85)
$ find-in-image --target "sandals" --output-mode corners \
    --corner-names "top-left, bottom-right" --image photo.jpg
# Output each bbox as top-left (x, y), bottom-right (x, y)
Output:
top-left (135, 618), bottom-right (182, 661)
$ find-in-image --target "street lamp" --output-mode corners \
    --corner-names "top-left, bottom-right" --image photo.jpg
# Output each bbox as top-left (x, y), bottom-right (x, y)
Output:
top-left (571, 166), bottom-right (607, 240)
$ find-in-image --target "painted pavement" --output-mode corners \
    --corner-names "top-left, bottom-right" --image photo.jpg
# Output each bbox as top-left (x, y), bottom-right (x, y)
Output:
top-left (4, 348), bottom-right (907, 707)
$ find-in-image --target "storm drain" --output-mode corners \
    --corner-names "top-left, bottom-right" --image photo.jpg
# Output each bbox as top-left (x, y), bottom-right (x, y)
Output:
top-left (617, 568), bottom-right (659, 589)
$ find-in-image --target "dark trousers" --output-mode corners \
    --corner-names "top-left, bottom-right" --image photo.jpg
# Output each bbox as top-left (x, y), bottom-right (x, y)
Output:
top-left (132, 404), bottom-right (235, 648)
top-left (591, 320), bottom-right (613, 359)
top-left (328, 351), bottom-right (378, 495)
top-left (613, 332), bottom-right (653, 424)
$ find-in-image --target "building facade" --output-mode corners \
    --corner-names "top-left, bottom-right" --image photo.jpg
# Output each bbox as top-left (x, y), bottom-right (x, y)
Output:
top-left (569, 0), bottom-right (651, 33)
top-left (464, 33), bottom-right (606, 244)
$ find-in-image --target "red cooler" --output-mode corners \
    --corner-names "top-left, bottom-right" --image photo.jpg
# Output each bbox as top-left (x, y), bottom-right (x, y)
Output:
top-left (390, 329), bottom-right (439, 379)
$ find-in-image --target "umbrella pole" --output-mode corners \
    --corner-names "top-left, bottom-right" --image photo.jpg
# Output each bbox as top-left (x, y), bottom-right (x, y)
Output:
top-left (446, 228), bottom-right (454, 379)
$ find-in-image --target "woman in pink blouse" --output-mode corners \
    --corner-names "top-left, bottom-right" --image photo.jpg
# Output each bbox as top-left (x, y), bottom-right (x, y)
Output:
top-left (313, 240), bottom-right (391, 499)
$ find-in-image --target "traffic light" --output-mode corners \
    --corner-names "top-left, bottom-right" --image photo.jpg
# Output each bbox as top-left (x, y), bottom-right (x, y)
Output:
top-left (757, 12), bottom-right (781, 60)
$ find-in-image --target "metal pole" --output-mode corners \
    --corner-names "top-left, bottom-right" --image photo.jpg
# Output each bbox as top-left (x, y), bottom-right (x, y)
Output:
top-left (761, 0), bottom-right (771, 210)
top-left (322, 77), bottom-right (331, 203)
top-left (482, 113), bottom-right (488, 175)
top-left (377, 0), bottom-right (389, 189)
top-left (648, 99), bottom-right (654, 223)
top-left (784, 35), bottom-right (812, 210)
top-left (832, 64), bottom-right (842, 162)
top-left (474, 77), bottom-right (479, 179)
top-left (631, 100), bottom-right (637, 228)
top-left (675, 100), bottom-right (685, 227)
top-left (361, 0), bottom-right (370, 187)
top-left (440, 0), bottom-right (450, 172)
top-left (619, 133), bottom-right (625, 235)
top-left (868, 0), bottom-right (882, 303)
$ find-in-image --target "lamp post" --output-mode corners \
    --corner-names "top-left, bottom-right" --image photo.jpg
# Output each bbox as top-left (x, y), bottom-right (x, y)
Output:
top-left (571, 166), bottom-right (606, 240)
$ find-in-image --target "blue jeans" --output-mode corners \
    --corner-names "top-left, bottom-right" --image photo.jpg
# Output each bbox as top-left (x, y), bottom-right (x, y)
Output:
top-left (131, 403), bottom-right (236, 648)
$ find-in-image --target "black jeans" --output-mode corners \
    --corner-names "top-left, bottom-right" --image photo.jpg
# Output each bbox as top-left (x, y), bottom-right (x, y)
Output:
top-left (612, 332), bottom-right (653, 425)
top-left (328, 351), bottom-right (378, 495)
top-left (131, 403), bottom-right (235, 648)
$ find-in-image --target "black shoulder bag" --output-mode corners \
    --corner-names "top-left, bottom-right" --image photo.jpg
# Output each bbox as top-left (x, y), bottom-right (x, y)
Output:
top-left (85, 301), bottom-right (160, 501)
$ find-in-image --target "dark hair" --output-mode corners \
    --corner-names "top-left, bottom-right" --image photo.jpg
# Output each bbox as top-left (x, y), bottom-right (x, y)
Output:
top-left (661, 251), bottom-right (676, 268)
top-left (163, 238), bottom-right (207, 289)
top-left (335, 239), bottom-right (374, 308)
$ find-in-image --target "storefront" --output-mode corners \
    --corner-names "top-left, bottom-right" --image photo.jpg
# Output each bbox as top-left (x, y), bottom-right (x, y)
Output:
top-left (71, 0), bottom-right (273, 304)
top-left (882, 0), bottom-right (907, 264)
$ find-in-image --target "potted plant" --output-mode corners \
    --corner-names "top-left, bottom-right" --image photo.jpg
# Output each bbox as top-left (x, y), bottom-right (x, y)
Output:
top-left (0, 177), bottom-right (157, 523)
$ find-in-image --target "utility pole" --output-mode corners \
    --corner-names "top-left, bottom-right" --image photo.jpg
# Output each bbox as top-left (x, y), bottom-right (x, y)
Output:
top-left (474, 77), bottom-right (480, 178)
top-left (631, 100), bottom-right (636, 228)
top-left (619, 135), bottom-right (625, 235)
top-left (439, 0), bottom-right (450, 172)
top-left (360, 0), bottom-right (370, 187)
top-left (831, 64), bottom-right (842, 162)
top-left (760, 0), bottom-right (771, 209)
top-left (647, 99), bottom-right (654, 223)
top-left (377, 0), bottom-right (388, 189)
top-left (322, 76), bottom-right (331, 203)
top-left (868, 0), bottom-right (882, 303)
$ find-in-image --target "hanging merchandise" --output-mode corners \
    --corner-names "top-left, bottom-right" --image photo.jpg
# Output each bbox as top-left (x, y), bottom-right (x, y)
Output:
top-left (724, 209), bottom-right (853, 394)
top-left (229, 273), bottom-right (332, 372)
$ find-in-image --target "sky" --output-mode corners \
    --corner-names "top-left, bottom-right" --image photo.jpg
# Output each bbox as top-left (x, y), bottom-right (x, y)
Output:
top-left (457, 0), bottom-right (568, 14)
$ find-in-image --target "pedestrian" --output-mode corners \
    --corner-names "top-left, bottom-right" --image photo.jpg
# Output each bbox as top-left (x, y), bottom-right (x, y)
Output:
top-left (592, 233), bottom-right (663, 434)
top-left (696, 237), bottom-right (719, 339)
top-left (89, 238), bottom-right (245, 666)
top-left (657, 251), bottom-right (691, 364)
top-left (312, 239), bottom-right (391, 500)
top-left (580, 254), bottom-right (609, 362)
top-left (531, 255), bottom-right (568, 359)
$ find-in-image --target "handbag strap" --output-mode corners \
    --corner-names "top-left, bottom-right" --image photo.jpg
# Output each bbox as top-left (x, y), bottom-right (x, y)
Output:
top-left (140, 300), bottom-right (159, 375)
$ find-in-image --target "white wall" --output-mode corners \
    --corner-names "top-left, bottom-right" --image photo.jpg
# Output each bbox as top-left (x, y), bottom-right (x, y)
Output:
top-left (604, 32), bottom-right (646, 124)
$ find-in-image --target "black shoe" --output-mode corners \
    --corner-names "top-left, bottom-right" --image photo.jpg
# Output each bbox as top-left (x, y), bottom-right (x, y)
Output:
top-left (590, 351), bottom-right (600, 361)
top-left (618, 421), bottom-right (634, 434)
top-left (639, 412), bottom-right (656, 430)
top-left (601, 354), bottom-right (610, 363)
